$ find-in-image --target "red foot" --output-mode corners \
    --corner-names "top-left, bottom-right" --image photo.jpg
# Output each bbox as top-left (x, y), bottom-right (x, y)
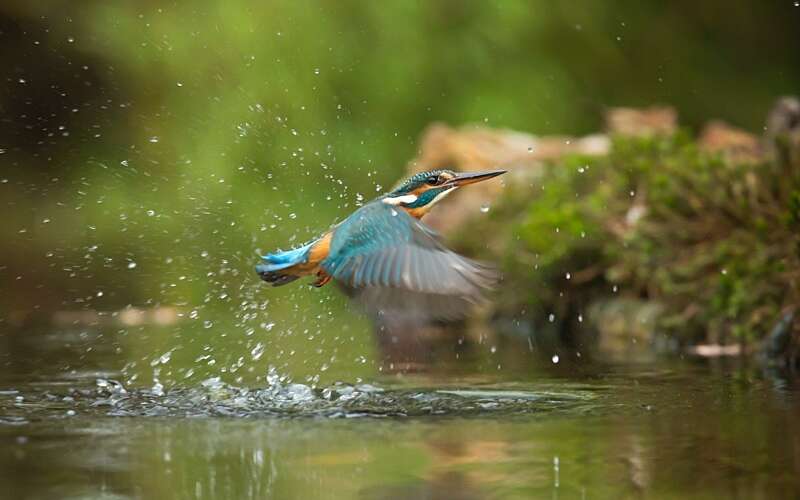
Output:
top-left (312, 272), bottom-right (332, 288)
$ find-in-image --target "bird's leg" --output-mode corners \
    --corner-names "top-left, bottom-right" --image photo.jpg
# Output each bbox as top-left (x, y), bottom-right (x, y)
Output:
top-left (312, 271), bottom-right (332, 288)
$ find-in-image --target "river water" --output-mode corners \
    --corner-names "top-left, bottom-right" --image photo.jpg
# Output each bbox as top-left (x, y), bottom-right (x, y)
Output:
top-left (1, 325), bottom-right (799, 499)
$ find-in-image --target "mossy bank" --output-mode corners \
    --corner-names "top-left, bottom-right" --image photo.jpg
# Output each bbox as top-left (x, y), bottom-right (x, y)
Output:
top-left (446, 101), bottom-right (800, 365)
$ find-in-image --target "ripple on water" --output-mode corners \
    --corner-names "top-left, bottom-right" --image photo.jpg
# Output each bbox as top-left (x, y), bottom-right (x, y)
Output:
top-left (1, 369), bottom-right (600, 421)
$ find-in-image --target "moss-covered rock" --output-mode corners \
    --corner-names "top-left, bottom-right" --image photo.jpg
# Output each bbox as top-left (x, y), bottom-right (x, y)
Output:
top-left (454, 124), bottom-right (800, 358)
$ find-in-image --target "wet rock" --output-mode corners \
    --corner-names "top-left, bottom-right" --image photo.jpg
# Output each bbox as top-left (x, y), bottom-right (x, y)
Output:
top-left (765, 96), bottom-right (800, 142)
top-left (407, 106), bottom-right (677, 237)
top-left (764, 96), bottom-right (800, 166)
top-left (699, 120), bottom-right (763, 163)
top-left (406, 122), bottom-right (609, 234)
top-left (605, 106), bottom-right (677, 137)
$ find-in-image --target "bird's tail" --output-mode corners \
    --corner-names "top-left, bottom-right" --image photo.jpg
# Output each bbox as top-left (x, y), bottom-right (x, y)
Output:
top-left (256, 244), bottom-right (312, 286)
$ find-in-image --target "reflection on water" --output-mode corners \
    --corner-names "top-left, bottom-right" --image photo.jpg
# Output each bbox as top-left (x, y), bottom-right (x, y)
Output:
top-left (2, 375), bottom-right (800, 499)
top-left (1, 325), bottom-right (800, 499)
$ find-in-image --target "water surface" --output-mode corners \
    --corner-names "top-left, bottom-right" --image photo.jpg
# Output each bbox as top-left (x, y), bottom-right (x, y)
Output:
top-left (1, 328), bottom-right (798, 499)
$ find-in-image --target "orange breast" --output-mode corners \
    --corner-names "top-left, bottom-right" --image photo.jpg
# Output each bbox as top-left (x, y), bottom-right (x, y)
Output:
top-left (308, 231), bottom-right (332, 263)
top-left (405, 206), bottom-right (428, 219)
top-left (280, 232), bottom-right (333, 277)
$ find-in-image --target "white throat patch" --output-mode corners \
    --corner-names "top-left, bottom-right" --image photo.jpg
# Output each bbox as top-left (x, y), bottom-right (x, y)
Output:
top-left (382, 194), bottom-right (418, 206)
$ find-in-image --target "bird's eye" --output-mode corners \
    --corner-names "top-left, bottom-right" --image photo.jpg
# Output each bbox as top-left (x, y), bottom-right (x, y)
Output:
top-left (426, 175), bottom-right (441, 185)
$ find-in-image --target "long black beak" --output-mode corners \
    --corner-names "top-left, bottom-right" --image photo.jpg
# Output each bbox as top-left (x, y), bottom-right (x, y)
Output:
top-left (445, 169), bottom-right (507, 187)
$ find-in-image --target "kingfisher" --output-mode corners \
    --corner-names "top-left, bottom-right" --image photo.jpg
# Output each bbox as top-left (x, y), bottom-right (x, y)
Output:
top-left (256, 168), bottom-right (505, 321)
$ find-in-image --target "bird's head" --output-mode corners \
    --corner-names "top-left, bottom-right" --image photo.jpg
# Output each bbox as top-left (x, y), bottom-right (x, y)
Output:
top-left (382, 168), bottom-right (506, 216)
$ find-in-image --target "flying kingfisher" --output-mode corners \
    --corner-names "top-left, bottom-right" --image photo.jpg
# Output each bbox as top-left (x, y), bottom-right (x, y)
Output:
top-left (256, 168), bottom-right (505, 321)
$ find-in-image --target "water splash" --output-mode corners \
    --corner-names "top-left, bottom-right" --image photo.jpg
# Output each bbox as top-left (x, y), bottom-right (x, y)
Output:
top-left (1, 369), bottom-right (598, 421)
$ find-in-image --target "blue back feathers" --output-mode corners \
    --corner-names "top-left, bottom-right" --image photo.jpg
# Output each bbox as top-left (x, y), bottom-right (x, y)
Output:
top-left (320, 201), bottom-right (495, 295)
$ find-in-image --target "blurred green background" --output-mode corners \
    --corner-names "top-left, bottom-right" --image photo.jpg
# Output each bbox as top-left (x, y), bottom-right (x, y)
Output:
top-left (2, 0), bottom-right (800, 387)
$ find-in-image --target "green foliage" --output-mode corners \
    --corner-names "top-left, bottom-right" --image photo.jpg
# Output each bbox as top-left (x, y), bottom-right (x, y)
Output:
top-left (462, 134), bottom-right (800, 345)
top-left (3, 0), bottom-right (800, 314)
top-left (2, 1), bottom-right (800, 376)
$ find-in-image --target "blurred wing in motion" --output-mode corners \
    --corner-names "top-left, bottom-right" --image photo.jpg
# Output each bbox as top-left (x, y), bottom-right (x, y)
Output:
top-left (321, 202), bottom-right (498, 324)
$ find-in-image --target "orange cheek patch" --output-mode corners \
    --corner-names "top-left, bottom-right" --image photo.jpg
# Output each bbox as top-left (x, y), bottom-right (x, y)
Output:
top-left (410, 186), bottom-right (426, 197)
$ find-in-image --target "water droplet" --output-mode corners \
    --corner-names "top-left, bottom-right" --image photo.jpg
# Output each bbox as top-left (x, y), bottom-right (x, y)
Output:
top-left (551, 355), bottom-right (560, 364)
top-left (251, 343), bottom-right (265, 361)
top-left (721, 268), bottom-right (728, 275)
top-left (548, 313), bottom-right (555, 322)
top-left (146, 209), bottom-right (155, 216)
top-left (127, 261), bottom-right (137, 269)
top-left (151, 382), bottom-right (164, 396)
top-left (490, 346), bottom-right (497, 354)
top-left (578, 314), bottom-right (583, 323)
top-left (565, 272), bottom-right (571, 280)
top-left (148, 136), bottom-right (159, 143)
top-left (527, 146), bottom-right (534, 153)
top-left (313, 68), bottom-right (320, 75)
top-left (480, 204), bottom-right (490, 213)
top-left (203, 320), bottom-right (213, 329)
top-left (612, 285), bottom-right (619, 293)
top-left (176, 82), bottom-right (183, 87)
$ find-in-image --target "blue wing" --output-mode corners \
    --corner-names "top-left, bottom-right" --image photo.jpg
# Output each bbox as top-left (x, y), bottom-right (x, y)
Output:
top-left (321, 201), bottom-right (497, 319)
